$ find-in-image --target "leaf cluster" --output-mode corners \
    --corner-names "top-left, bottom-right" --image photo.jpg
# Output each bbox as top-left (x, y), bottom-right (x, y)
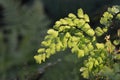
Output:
top-left (35, 6), bottom-right (120, 80)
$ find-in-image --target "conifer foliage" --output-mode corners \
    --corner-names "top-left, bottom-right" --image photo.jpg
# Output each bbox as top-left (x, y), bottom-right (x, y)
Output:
top-left (35, 6), bottom-right (120, 80)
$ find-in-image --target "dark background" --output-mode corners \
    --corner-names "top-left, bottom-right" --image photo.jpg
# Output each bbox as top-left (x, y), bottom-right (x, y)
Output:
top-left (0, 0), bottom-right (120, 80)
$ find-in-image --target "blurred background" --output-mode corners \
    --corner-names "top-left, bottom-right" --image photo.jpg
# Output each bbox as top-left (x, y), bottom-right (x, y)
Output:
top-left (0, 0), bottom-right (120, 80)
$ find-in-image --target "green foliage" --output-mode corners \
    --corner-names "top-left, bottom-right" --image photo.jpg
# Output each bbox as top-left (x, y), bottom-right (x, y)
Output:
top-left (0, 0), bottom-right (49, 80)
top-left (100, 63), bottom-right (120, 80)
top-left (35, 6), bottom-right (120, 80)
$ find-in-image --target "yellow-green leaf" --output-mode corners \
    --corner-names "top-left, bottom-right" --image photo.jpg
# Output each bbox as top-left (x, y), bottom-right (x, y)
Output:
top-left (96, 43), bottom-right (105, 49)
top-left (37, 48), bottom-right (45, 53)
top-left (34, 55), bottom-right (42, 64)
top-left (47, 29), bottom-right (58, 37)
top-left (84, 14), bottom-right (90, 22)
top-left (68, 13), bottom-right (77, 19)
top-left (78, 50), bottom-right (84, 58)
top-left (86, 29), bottom-right (95, 37)
top-left (77, 8), bottom-right (84, 18)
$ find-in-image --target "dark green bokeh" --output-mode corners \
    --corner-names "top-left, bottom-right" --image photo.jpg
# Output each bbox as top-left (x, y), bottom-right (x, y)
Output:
top-left (0, 0), bottom-right (49, 80)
